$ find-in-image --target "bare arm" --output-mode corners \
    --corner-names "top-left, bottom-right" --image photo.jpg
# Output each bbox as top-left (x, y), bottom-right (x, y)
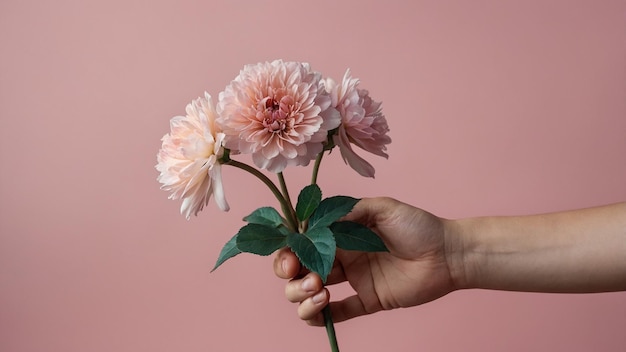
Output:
top-left (274, 199), bottom-right (626, 325)
top-left (447, 202), bottom-right (626, 293)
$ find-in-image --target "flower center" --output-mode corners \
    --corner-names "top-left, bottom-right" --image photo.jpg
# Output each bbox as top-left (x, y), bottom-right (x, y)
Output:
top-left (261, 97), bottom-right (293, 134)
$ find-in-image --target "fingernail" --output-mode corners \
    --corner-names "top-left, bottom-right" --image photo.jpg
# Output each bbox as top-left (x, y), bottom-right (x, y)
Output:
top-left (312, 290), bottom-right (326, 304)
top-left (281, 259), bottom-right (288, 275)
top-left (302, 277), bottom-right (314, 292)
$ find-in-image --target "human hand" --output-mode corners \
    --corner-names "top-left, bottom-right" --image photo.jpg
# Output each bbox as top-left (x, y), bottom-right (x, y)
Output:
top-left (273, 197), bottom-right (461, 325)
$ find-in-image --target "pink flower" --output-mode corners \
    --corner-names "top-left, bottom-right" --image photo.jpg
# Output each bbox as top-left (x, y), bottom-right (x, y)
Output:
top-left (216, 60), bottom-right (340, 173)
top-left (156, 93), bottom-right (229, 219)
top-left (323, 70), bottom-right (391, 178)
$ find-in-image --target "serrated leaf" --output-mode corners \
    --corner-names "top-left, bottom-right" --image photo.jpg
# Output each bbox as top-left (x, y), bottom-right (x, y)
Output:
top-left (296, 184), bottom-right (322, 221)
top-left (287, 227), bottom-right (336, 283)
top-left (330, 221), bottom-right (388, 252)
top-left (308, 196), bottom-right (360, 230)
top-left (243, 207), bottom-right (284, 227)
top-left (211, 234), bottom-right (242, 272)
top-left (236, 223), bottom-right (287, 256)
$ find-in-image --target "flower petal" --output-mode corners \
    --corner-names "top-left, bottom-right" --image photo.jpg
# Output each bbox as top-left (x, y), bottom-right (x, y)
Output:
top-left (156, 93), bottom-right (229, 218)
top-left (326, 70), bottom-right (391, 177)
top-left (209, 163), bottom-right (229, 211)
top-left (216, 60), bottom-right (336, 173)
top-left (335, 129), bottom-right (376, 178)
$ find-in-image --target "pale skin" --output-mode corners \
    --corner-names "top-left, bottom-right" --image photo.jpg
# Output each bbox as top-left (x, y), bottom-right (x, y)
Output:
top-left (273, 197), bottom-right (626, 325)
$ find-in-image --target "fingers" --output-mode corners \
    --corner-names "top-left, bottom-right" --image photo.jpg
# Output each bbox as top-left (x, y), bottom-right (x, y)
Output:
top-left (283, 271), bottom-right (380, 325)
top-left (282, 272), bottom-right (329, 323)
top-left (274, 247), bottom-right (347, 283)
top-left (342, 197), bottom-right (398, 237)
top-left (342, 197), bottom-right (375, 224)
top-left (273, 247), bottom-right (370, 325)
top-left (328, 295), bottom-right (379, 323)
top-left (273, 248), bottom-right (301, 279)
top-left (285, 272), bottom-right (323, 302)
top-left (297, 288), bottom-right (329, 322)
top-left (303, 295), bottom-right (380, 326)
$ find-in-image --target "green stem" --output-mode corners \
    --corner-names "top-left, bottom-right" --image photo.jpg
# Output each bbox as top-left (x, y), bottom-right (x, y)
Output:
top-left (277, 172), bottom-right (293, 211)
top-left (223, 159), bottom-right (298, 232)
top-left (277, 172), bottom-right (298, 229)
top-left (311, 151), bottom-right (324, 185)
top-left (323, 305), bottom-right (340, 352)
top-left (314, 145), bottom-right (338, 351)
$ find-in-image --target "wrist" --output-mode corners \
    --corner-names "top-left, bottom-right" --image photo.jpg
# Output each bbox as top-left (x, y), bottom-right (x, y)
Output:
top-left (442, 217), bottom-right (473, 291)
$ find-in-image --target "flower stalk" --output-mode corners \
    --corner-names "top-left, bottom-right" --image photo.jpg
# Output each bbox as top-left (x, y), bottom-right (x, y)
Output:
top-left (323, 306), bottom-right (339, 352)
top-left (224, 151), bottom-right (340, 352)
top-left (311, 151), bottom-right (324, 185)
top-left (310, 151), bottom-right (340, 352)
top-left (277, 172), bottom-right (298, 229)
top-left (221, 152), bottom-right (298, 232)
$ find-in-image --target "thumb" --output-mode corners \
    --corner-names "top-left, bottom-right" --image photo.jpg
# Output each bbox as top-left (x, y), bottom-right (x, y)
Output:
top-left (343, 197), bottom-right (397, 227)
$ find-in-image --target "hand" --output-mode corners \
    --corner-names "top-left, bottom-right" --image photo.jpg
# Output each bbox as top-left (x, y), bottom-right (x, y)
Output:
top-left (273, 197), bottom-right (460, 325)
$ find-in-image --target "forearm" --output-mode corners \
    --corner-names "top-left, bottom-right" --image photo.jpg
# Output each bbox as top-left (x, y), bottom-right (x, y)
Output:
top-left (445, 202), bottom-right (626, 293)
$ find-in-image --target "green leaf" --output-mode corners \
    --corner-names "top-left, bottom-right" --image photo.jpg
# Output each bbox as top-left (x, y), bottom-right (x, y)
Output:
top-left (243, 207), bottom-right (284, 227)
top-left (287, 227), bottom-right (336, 283)
top-left (211, 234), bottom-right (242, 272)
top-left (296, 184), bottom-right (322, 221)
top-left (236, 223), bottom-right (287, 256)
top-left (278, 225), bottom-right (291, 236)
top-left (308, 196), bottom-right (360, 230)
top-left (330, 221), bottom-right (388, 252)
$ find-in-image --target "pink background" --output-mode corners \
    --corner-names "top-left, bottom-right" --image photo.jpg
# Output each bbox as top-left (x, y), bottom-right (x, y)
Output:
top-left (1, 0), bottom-right (625, 351)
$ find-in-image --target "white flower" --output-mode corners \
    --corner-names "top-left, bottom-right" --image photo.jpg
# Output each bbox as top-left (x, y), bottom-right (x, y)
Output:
top-left (156, 93), bottom-right (229, 219)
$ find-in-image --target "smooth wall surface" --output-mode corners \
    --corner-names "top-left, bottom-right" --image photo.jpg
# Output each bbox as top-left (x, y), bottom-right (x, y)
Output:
top-left (1, 1), bottom-right (625, 351)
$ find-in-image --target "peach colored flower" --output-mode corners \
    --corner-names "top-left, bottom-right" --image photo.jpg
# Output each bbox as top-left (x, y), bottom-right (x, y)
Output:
top-left (156, 93), bottom-right (229, 219)
top-left (216, 60), bottom-right (340, 173)
top-left (323, 70), bottom-right (391, 178)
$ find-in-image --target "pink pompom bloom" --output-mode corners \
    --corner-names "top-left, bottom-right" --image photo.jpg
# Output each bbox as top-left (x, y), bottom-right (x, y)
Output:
top-left (216, 60), bottom-right (340, 173)
top-left (156, 93), bottom-right (229, 219)
top-left (323, 70), bottom-right (391, 178)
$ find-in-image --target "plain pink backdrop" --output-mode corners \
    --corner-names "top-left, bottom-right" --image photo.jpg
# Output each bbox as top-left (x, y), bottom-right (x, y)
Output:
top-left (1, 0), bottom-right (625, 351)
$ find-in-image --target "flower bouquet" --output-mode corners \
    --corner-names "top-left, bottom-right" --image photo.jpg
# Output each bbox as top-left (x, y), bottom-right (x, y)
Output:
top-left (156, 60), bottom-right (391, 351)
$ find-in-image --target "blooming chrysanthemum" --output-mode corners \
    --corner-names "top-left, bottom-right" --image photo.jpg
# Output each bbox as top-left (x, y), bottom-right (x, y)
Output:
top-left (323, 70), bottom-right (391, 178)
top-left (156, 93), bottom-right (229, 219)
top-left (216, 60), bottom-right (340, 173)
